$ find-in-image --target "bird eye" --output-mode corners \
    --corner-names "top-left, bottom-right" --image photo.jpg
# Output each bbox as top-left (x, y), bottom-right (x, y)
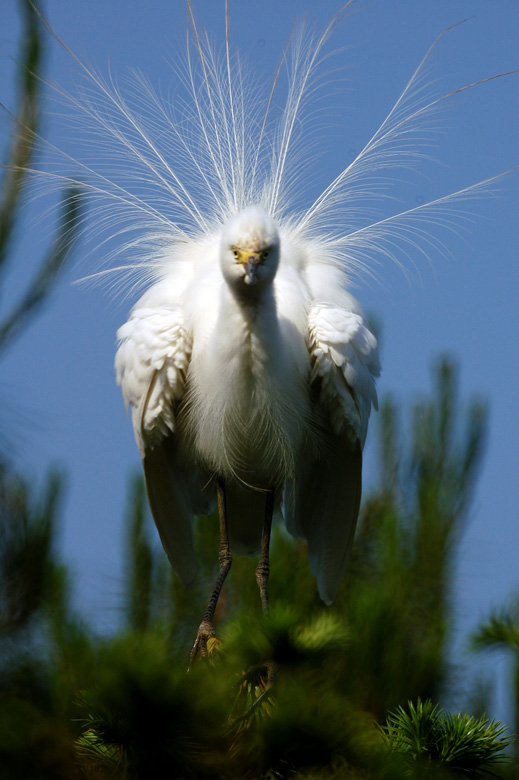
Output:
top-left (232, 249), bottom-right (240, 259)
top-left (262, 249), bottom-right (270, 260)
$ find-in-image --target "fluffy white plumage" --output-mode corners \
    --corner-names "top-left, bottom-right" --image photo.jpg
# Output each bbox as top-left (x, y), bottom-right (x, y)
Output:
top-left (115, 203), bottom-right (379, 603)
top-left (30, 2), bottom-right (512, 609)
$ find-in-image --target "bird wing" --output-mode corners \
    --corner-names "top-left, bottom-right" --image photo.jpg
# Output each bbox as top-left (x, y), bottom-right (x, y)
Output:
top-left (115, 304), bottom-right (210, 587)
top-left (285, 302), bottom-right (380, 604)
top-left (285, 437), bottom-right (362, 606)
top-left (115, 306), bottom-right (190, 453)
top-left (141, 435), bottom-right (211, 588)
top-left (307, 303), bottom-right (380, 447)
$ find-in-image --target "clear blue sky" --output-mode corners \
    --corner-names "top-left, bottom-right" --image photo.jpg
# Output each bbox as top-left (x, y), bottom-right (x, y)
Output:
top-left (1, 0), bottom-right (518, 721)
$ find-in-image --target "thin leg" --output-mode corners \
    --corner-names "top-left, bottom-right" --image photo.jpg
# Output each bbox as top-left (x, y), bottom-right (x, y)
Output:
top-left (255, 488), bottom-right (275, 615)
top-left (228, 489), bottom-right (277, 723)
top-left (189, 477), bottom-right (232, 665)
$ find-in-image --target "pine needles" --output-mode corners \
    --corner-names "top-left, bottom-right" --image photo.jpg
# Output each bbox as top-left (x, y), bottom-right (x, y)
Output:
top-left (382, 699), bottom-right (513, 778)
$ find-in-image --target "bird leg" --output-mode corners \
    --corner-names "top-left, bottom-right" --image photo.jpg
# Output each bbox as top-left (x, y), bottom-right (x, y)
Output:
top-left (228, 489), bottom-right (277, 722)
top-left (255, 488), bottom-right (275, 615)
top-left (189, 477), bottom-right (232, 666)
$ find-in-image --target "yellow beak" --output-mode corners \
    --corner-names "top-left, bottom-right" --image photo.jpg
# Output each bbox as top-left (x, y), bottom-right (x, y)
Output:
top-left (235, 248), bottom-right (262, 285)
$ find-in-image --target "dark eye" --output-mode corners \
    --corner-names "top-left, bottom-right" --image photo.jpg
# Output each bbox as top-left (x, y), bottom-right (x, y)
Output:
top-left (232, 249), bottom-right (240, 259)
top-left (262, 249), bottom-right (270, 260)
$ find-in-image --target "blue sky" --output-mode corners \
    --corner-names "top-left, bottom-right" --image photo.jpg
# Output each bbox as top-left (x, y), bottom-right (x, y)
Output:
top-left (1, 1), bottom-right (518, 720)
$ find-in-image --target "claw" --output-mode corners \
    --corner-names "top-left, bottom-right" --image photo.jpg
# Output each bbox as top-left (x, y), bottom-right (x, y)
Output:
top-left (188, 618), bottom-right (223, 669)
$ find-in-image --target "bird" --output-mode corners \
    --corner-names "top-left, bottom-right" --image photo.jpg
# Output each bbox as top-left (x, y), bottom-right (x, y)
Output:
top-left (33, 2), bottom-right (512, 658)
top-left (115, 201), bottom-right (379, 656)
top-left (111, 3), bottom-right (383, 658)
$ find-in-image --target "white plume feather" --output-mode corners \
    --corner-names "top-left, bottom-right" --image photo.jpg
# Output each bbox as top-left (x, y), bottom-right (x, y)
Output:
top-left (23, 3), bottom-right (515, 296)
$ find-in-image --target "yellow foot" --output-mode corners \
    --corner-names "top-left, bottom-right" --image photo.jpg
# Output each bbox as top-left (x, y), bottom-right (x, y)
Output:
top-left (188, 619), bottom-right (222, 669)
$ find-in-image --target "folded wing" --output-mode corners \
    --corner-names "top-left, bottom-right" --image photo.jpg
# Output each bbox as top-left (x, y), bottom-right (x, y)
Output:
top-left (115, 304), bottom-right (210, 587)
top-left (285, 302), bottom-right (380, 604)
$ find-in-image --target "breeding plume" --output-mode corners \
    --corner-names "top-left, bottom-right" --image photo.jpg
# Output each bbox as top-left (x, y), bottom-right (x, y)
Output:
top-left (35, 3), bottom-right (512, 656)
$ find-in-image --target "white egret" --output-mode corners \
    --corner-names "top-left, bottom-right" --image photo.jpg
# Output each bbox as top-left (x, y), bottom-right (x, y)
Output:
top-left (30, 2), bottom-right (513, 658)
top-left (112, 6), bottom-right (383, 657)
top-left (115, 200), bottom-right (379, 655)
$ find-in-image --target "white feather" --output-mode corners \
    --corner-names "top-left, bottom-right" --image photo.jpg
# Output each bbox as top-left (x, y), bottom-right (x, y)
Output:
top-left (115, 205), bottom-right (378, 599)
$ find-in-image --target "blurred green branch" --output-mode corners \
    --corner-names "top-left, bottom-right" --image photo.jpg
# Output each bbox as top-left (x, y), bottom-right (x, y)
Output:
top-left (0, 0), bottom-right (41, 273)
top-left (0, 0), bottom-right (82, 357)
top-left (0, 465), bottom-right (63, 634)
top-left (471, 596), bottom-right (519, 761)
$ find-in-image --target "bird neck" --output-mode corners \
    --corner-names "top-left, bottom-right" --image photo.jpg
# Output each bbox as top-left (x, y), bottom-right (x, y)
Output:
top-left (225, 275), bottom-right (275, 310)
top-left (219, 281), bottom-right (279, 358)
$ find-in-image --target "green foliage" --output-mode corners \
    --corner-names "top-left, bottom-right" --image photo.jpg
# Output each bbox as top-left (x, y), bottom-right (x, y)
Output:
top-left (0, 468), bottom-right (94, 780)
top-left (0, 0), bottom-right (82, 356)
top-left (0, 0), bottom-right (41, 270)
top-left (0, 689), bottom-right (78, 780)
top-left (382, 698), bottom-right (512, 778)
top-left (471, 596), bottom-right (519, 758)
top-left (74, 633), bottom-right (231, 779)
top-left (325, 358), bottom-right (487, 720)
top-left (71, 621), bottom-right (397, 780)
top-left (471, 599), bottom-right (519, 654)
top-left (0, 465), bottom-right (64, 634)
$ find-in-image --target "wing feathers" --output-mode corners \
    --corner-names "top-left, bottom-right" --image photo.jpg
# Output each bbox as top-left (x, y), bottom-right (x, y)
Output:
top-left (308, 303), bottom-right (380, 446)
top-left (142, 437), bottom-right (213, 588)
top-left (286, 439), bottom-right (362, 605)
top-left (284, 300), bottom-right (377, 603)
top-left (115, 305), bottom-right (191, 453)
top-left (116, 304), bottom-right (211, 587)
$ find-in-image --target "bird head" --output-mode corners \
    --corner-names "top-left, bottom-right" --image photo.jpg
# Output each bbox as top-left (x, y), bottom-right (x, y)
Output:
top-left (220, 206), bottom-right (280, 293)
